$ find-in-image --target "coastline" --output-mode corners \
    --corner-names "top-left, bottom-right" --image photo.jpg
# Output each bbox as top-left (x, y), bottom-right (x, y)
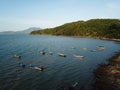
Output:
top-left (71, 36), bottom-right (120, 42)
top-left (31, 34), bottom-right (120, 42)
top-left (95, 37), bottom-right (120, 42)
top-left (94, 52), bottom-right (120, 90)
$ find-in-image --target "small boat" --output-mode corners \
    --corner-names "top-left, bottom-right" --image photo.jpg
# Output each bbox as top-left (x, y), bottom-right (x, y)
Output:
top-left (96, 47), bottom-right (105, 51)
top-left (30, 65), bottom-right (43, 71)
top-left (49, 52), bottom-right (53, 55)
top-left (82, 48), bottom-right (87, 50)
top-left (14, 54), bottom-right (21, 58)
top-left (58, 53), bottom-right (66, 57)
top-left (71, 47), bottom-right (76, 49)
top-left (18, 62), bottom-right (26, 68)
top-left (39, 50), bottom-right (45, 55)
top-left (74, 55), bottom-right (84, 58)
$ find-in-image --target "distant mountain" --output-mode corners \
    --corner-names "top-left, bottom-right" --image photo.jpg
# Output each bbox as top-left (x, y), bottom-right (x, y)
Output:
top-left (0, 27), bottom-right (41, 34)
top-left (0, 31), bottom-right (15, 34)
top-left (17, 27), bottom-right (41, 34)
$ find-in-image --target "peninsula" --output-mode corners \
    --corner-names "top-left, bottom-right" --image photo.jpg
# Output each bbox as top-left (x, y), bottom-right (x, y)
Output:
top-left (30, 19), bottom-right (120, 40)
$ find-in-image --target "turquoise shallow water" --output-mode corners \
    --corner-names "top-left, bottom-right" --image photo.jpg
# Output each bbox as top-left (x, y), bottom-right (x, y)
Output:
top-left (0, 34), bottom-right (120, 90)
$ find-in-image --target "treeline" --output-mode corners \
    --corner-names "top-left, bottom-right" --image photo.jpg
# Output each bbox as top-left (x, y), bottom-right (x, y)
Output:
top-left (30, 19), bottom-right (120, 39)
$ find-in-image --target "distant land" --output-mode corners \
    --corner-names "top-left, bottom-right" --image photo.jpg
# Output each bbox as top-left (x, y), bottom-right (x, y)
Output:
top-left (31, 19), bottom-right (120, 39)
top-left (0, 31), bottom-right (15, 34)
top-left (16, 27), bottom-right (42, 34)
top-left (0, 27), bottom-right (41, 34)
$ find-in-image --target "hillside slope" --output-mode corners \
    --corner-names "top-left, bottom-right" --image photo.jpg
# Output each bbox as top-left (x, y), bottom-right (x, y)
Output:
top-left (31, 19), bottom-right (120, 39)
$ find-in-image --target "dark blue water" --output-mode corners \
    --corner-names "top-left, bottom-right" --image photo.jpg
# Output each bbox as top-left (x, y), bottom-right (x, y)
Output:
top-left (0, 34), bottom-right (120, 90)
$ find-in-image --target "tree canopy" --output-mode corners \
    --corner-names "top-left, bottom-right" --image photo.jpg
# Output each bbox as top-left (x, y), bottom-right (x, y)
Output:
top-left (30, 19), bottom-right (120, 39)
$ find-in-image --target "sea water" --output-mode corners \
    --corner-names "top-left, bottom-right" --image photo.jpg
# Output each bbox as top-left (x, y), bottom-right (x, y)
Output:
top-left (0, 34), bottom-right (120, 90)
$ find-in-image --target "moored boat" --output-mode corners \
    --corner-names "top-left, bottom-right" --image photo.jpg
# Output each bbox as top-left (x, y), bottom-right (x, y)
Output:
top-left (82, 48), bottom-right (87, 50)
top-left (18, 62), bottom-right (26, 68)
top-left (30, 64), bottom-right (44, 71)
top-left (96, 46), bottom-right (105, 51)
top-left (58, 53), bottom-right (67, 57)
top-left (39, 50), bottom-right (45, 55)
top-left (14, 54), bottom-right (21, 58)
top-left (49, 52), bottom-right (53, 55)
top-left (74, 55), bottom-right (84, 58)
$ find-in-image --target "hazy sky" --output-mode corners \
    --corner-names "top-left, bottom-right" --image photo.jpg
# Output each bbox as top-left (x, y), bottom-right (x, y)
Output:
top-left (0, 0), bottom-right (120, 31)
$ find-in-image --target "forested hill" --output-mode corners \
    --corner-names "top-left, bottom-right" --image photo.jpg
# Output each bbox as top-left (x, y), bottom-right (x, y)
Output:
top-left (30, 19), bottom-right (120, 39)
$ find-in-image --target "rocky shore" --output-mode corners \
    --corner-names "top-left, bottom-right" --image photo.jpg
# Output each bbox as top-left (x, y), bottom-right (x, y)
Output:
top-left (94, 52), bottom-right (120, 90)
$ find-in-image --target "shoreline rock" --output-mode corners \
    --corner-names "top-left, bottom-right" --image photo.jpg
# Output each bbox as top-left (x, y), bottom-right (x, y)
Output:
top-left (94, 52), bottom-right (120, 90)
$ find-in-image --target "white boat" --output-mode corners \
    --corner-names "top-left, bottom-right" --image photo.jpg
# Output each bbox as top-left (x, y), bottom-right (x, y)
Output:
top-left (49, 52), bottom-right (53, 55)
top-left (74, 55), bottom-right (84, 58)
top-left (58, 53), bottom-right (66, 57)
top-left (39, 50), bottom-right (45, 55)
top-left (96, 47), bottom-right (105, 51)
top-left (71, 47), bottom-right (76, 49)
top-left (14, 54), bottom-right (21, 58)
top-left (82, 48), bottom-right (87, 50)
top-left (30, 65), bottom-right (44, 71)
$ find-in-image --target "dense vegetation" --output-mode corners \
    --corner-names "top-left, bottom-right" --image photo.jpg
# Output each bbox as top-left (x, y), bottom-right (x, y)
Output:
top-left (30, 19), bottom-right (120, 39)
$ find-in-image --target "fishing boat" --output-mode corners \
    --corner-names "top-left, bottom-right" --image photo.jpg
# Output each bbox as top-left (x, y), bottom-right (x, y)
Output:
top-left (49, 52), bottom-right (53, 55)
top-left (74, 55), bottom-right (84, 58)
top-left (58, 53), bottom-right (67, 57)
top-left (71, 47), bottom-right (76, 49)
top-left (30, 65), bottom-right (43, 71)
top-left (82, 48), bottom-right (87, 50)
top-left (18, 62), bottom-right (26, 68)
top-left (14, 54), bottom-right (21, 58)
top-left (96, 46), bottom-right (105, 51)
top-left (39, 50), bottom-right (45, 55)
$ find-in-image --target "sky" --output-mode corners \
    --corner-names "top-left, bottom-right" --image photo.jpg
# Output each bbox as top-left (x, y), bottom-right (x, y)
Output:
top-left (0, 0), bottom-right (120, 31)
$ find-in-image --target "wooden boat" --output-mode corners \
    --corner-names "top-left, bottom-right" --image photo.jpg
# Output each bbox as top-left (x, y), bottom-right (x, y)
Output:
top-left (18, 62), bottom-right (25, 68)
top-left (96, 46), bottom-right (105, 51)
top-left (58, 53), bottom-right (66, 57)
top-left (82, 48), bottom-right (87, 50)
top-left (74, 55), bottom-right (84, 58)
top-left (30, 65), bottom-right (43, 71)
top-left (71, 47), bottom-right (76, 49)
top-left (14, 54), bottom-right (21, 58)
top-left (49, 52), bottom-right (53, 55)
top-left (39, 50), bottom-right (45, 55)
